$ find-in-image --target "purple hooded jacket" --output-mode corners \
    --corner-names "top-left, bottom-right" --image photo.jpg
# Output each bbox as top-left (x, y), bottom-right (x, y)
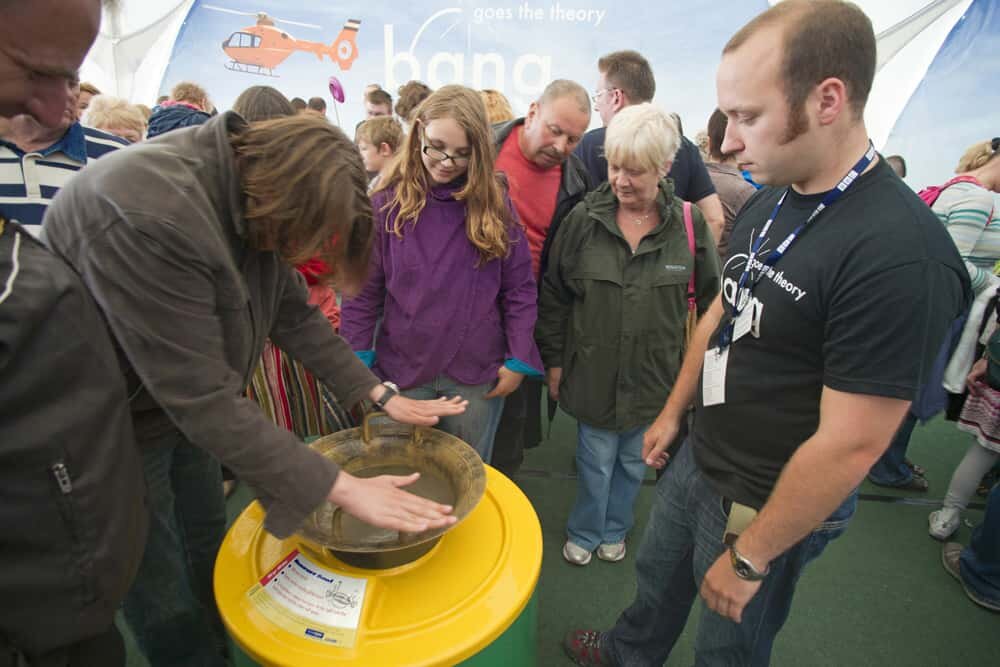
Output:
top-left (341, 179), bottom-right (543, 389)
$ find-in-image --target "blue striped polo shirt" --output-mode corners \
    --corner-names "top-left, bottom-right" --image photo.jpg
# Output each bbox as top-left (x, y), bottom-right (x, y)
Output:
top-left (0, 123), bottom-right (128, 237)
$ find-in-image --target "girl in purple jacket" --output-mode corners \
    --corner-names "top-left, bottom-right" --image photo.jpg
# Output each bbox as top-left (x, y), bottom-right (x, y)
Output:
top-left (341, 85), bottom-right (543, 462)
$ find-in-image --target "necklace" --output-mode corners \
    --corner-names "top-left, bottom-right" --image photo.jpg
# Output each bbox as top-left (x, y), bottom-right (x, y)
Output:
top-left (627, 210), bottom-right (656, 226)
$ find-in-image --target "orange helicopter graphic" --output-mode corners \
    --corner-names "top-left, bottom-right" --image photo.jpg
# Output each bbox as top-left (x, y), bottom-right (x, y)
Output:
top-left (203, 5), bottom-right (360, 77)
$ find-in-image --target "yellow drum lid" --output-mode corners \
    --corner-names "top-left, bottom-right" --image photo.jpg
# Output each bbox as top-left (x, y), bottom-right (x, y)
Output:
top-left (215, 466), bottom-right (542, 666)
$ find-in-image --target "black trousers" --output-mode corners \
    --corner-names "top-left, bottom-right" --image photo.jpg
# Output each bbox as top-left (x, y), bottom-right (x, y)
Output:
top-left (1, 624), bottom-right (124, 667)
top-left (491, 377), bottom-right (543, 476)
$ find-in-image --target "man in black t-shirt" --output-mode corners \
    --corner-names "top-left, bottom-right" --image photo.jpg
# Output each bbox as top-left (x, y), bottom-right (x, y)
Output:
top-left (564, 3), bottom-right (970, 666)
top-left (574, 50), bottom-right (725, 242)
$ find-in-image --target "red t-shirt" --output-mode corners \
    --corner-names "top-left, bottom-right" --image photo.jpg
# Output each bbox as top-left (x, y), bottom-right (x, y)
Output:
top-left (496, 125), bottom-right (562, 280)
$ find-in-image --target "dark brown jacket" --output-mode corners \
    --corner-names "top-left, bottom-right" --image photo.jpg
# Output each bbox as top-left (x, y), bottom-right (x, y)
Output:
top-left (43, 113), bottom-right (379, 538)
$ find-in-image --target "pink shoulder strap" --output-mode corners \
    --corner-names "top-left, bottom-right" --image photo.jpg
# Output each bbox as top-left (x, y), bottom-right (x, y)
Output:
top-left (682, 201), bottom-right (696, 311)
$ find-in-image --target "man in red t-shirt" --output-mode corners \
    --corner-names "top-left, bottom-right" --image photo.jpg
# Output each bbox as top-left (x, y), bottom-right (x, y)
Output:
top-left (495, 80), bottom-right (592, 281)
top-left (492, 80), bottom-right (592, 475)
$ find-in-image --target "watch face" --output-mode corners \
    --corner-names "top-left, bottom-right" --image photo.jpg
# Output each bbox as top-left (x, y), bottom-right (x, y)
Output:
top-left (735, 561), bottom-right (751, 578)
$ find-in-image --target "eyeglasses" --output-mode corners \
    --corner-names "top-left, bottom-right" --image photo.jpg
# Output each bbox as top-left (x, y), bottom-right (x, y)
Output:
top-left (992, 137), bottom-right (1000, 153)
top-left (421, 142), bottom-right (471, 167)
top-left (591, 88), bottom-right (618, 104)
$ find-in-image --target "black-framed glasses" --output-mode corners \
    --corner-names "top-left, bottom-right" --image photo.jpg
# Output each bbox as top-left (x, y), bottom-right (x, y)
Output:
top-left (992, 137), bottom-right (999, 153)
top-left (421, 141), bottom-right (471, 167)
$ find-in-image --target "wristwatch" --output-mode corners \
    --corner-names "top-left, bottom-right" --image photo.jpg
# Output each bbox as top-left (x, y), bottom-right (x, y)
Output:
top-left (373, 381), bottom-right (400, 410)
top-left (729, 544), bottom-right (769, 581)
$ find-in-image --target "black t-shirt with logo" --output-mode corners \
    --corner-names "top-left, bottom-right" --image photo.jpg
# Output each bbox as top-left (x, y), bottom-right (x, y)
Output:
top-left (692, 158), bottom-right (970, 508)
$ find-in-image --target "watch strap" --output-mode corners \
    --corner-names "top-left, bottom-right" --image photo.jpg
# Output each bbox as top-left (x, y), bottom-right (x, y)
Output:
top-left (374, 381), bottom-right (399, 409)
top-left (729, 544), bottom-right (768, 581)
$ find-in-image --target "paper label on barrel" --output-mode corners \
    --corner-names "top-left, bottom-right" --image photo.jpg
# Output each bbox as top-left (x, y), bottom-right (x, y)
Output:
top-left (246, 549), bottom-right (367, 648)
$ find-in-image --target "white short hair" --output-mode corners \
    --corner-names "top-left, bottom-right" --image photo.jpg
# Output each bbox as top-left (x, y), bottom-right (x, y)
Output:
top-left (84, 95), bottom-right (146, 137)
top-left (604, 103), bottom-right (681, 173)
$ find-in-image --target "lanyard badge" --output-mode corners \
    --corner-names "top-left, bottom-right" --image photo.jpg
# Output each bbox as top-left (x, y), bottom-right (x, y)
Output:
top-left (716, 141), bottom-right (876, 351)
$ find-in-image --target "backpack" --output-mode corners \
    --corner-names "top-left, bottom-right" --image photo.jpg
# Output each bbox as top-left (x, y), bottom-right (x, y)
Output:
top-left (918, 175), bottom-right (994, 224)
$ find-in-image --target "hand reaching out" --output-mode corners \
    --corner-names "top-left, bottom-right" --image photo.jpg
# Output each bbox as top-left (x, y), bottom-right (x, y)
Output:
top-left (328, 470), bottom-right (457, 533)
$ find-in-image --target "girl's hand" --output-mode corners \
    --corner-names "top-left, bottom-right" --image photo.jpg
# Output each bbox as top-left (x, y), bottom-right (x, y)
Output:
top-left (484, 366), bottom-right (524, 399)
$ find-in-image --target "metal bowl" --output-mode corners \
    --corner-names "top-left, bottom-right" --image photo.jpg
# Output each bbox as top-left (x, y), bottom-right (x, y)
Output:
top-left (297, 413), bottom-right (486, 569)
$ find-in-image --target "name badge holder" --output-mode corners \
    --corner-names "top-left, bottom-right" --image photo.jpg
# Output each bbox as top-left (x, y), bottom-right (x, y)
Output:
top-left (702, 141), bottom-right (876, 407)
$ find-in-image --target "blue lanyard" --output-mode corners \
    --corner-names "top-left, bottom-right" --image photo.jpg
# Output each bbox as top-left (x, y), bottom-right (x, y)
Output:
top-left (717, 141), bottom-right (876, 350)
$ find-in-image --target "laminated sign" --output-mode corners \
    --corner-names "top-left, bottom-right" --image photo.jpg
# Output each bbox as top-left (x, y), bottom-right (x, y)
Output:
top-left (246, 549), bottom-right (368, 648)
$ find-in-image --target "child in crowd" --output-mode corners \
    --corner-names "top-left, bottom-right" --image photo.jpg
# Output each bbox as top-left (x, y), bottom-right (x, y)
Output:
top-left (356, 116), bottom-right (404, 190)
top-left (341, 85), bottom-right (543, 462)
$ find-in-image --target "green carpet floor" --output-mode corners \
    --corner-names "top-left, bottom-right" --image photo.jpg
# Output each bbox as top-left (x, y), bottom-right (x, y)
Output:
top-left (123, 413), bottom-right (998, 666)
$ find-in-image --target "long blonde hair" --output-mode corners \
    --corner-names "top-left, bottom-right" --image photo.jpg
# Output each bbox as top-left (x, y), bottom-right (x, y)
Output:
top-left (376, 84), bottom-right (512, 264)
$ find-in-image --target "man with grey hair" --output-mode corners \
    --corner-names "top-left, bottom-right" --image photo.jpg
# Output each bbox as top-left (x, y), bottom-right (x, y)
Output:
top-left (491, 79), bottom-right (593, 476)
top-left (0, 1), bottom-right (147, 666)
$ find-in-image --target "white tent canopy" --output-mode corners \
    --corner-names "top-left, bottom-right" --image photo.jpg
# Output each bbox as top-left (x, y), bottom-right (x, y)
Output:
top-left (80, 0), bottom-right (981, 183)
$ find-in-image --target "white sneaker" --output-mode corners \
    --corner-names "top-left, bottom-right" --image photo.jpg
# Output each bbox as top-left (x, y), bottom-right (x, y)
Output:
top-left (597, 542), bottom-right (626, 562)
top-left (928, 508), bottom-right (961, 541)
top-left (562, 540), bottom-right (592, 566)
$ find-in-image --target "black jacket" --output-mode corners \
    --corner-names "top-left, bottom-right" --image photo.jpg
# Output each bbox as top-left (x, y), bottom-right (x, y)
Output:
top-left (493, 118), bottom-right (591, 281)
top-left (0, 221), bottom-right (147, 658)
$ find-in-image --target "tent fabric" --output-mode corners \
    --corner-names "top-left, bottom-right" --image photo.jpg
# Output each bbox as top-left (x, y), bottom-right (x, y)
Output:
top-left (80, 1), bottom-right (988, 190)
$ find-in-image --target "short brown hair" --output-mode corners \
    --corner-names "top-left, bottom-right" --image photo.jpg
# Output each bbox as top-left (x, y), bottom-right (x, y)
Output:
top-left (290, 97), bottom-right (307, 111)
top-left (356, 116), bottom-right (403, 153)
top-left (170, 81), bottom-right (209, 106)
top-left (395, 81), bottom-right (432, 122)
top-left (706, 108), bottom-right (730, 161)
top-left (597, 50), bottom-right (655, 104)
top-left (79, 81), bottom-right (101, 97)
top-left (724, 0), bottom-right (875, 120)
top-left (366, 88), bottom-right (392, 108)
top-left (233, 86), bottom-right (295, 122)
top-left (231, 115), bottom-right (373, 290)
top-left (307, 96), bottom-right (326, 112)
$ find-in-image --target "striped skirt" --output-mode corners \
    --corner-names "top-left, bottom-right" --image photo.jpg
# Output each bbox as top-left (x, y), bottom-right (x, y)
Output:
top-left (247, 339), bottom-right (359, 439)
top-left (957, 381), bottom-right (1000, 454)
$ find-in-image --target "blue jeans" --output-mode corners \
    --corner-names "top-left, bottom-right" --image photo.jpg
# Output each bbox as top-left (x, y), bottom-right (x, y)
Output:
top-left (122, 425), bottom-right (228, 667)
top-left (401, 375), bottom-right (505, 463)
top-left (566, 423), bottom-right (648, 551)
top-left (960, 482), bottom-right (1000, 607)
top-left (603, 442), bottom-right (855, 666)
top-left (867, 411), bottom-right (918, 486)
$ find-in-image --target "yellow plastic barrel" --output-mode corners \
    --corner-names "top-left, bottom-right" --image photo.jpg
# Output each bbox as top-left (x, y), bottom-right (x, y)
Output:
top-left (214, 466), bottom-right (542, 666)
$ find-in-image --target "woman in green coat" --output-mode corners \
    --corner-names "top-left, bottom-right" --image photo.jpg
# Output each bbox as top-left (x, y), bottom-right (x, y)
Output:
top-left (536, 103), bottom-right (721, 566)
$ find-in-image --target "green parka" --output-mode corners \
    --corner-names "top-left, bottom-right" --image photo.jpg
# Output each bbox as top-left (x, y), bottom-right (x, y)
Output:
top-left (535, 179), bottom-right (721, 431)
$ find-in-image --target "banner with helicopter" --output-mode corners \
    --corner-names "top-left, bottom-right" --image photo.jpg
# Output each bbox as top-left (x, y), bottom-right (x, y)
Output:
top-left (158, 0), bottom-right (998, 189)
top-left (158, 0), bottom-right (769, 135)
